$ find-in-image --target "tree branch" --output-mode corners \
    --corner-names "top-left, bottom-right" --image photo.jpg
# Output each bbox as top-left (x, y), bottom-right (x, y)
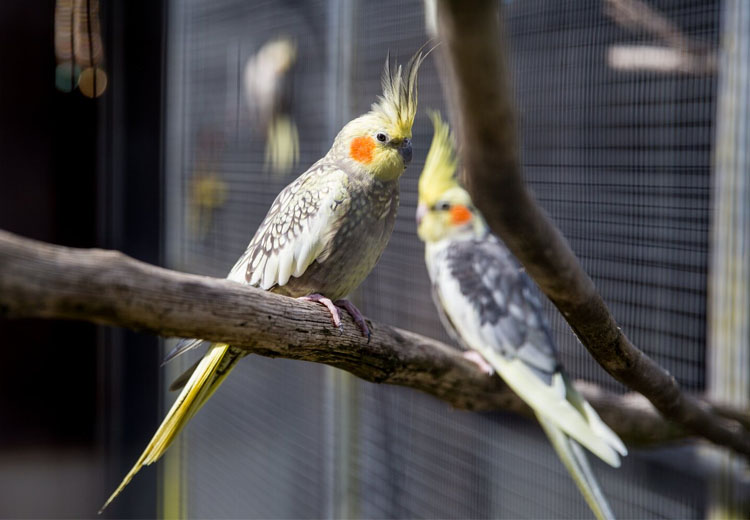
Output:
top-left (603, 0), bottom-right (717, 75)
top-left (435, 0), bottom-right (750, 458)
top-left (0, 228), bottom-right (694, 446)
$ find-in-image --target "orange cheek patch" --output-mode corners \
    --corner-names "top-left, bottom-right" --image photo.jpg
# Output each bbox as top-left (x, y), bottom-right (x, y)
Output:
top-left (350, 136), bottom-right (375, 164)
top-left (450, 204), bottom-right (473, 225)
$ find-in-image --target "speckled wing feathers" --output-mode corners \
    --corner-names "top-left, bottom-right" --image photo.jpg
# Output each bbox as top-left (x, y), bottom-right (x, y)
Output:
top-left (228, 161), bottom-right (349, 290)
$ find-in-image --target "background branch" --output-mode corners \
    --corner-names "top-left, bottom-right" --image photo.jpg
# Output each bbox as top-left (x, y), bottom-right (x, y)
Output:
top-left (434, 0), bottom-right (750, 458)
top-left (0, 228), bottom-right (695, 446)
top-left (603, 0), bottom-right (716, 74)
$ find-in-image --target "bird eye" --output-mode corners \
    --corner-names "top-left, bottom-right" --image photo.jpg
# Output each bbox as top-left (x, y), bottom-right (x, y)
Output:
top-left (436, 202), bottom-right (451, 211)
top-left (376, 132), bottom-right (388, 143)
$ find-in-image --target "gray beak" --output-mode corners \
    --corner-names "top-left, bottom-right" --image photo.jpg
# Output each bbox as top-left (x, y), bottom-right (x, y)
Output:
top-left (399, 138), bottom-right (412, 165)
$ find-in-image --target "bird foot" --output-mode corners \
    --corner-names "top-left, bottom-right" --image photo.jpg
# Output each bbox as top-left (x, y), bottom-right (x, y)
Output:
top-left (298, 294), bottom-right (371, 341)
top-left (463, 351), bottom-right (494, 376)
top-left (334, 299), bottom-right (371, 342)
top-left (298, 293), bottom-right (343, 331)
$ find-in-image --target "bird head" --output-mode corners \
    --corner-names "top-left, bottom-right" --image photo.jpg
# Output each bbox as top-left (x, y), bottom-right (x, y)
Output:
top-left (416, 112), bottom-right (484, 243)
top-left (332, 51), bottom-right (426, 182)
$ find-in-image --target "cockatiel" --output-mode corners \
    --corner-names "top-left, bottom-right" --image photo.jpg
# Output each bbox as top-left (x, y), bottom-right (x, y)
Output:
top-left (99, 50), bottom-right (426, 512)
top-left (244, 36), bottom-right (299, 175)
top-left (416, 113), bottom-right (627, 520)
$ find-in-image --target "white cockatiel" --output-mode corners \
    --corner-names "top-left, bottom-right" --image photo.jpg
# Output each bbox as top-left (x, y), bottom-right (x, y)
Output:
top-left (416, 113), bottom-right (627, 520)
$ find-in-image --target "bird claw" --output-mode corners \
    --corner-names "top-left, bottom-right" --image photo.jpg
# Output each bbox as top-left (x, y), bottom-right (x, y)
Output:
top-left (463, 351), bottom-right (495, 376)
top-left (299, 295), bottom-right (371, 340)
top-left (335, 299), bottom-right (371, 341)
top-left (298, 294), bottom-right (342, 330)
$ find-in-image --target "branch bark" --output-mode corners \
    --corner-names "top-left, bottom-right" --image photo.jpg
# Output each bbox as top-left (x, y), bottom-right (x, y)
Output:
top-left (435, 0), bottom-right (750, 458)
top-left (0, 228), bottom-right (691, 446)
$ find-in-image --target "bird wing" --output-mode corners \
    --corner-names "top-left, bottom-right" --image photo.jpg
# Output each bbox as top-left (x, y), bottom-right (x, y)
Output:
top-left (163, 161), bottom-right (349, 365)
top-left (431, 235), bottom-right (625, 466)
top-left (228, 160), bottom-right (350, 289)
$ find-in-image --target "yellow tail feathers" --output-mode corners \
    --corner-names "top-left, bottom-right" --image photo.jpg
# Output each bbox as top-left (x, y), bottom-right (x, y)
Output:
top-left (99, 343), bottom-right (243, 513)
top-left (538, 415), bottom-right (615, 520)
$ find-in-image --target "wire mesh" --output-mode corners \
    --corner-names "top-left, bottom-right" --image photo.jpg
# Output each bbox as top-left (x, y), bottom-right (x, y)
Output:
top-left (164, 0), bottom-right (719, 517)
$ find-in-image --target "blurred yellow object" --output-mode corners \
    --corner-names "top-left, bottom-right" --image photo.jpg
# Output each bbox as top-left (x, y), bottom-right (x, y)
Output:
top-left (78, 67), bottom-right (107, 98)
top-left (264, 114), bottom-right (299, 175)
top-left (189, 170), bottom-right (228, 238)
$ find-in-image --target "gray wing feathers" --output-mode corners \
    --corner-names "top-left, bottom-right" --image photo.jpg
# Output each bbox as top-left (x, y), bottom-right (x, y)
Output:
top-left (431, 235), bottom-right (626, 466)
top-left (442, 236), bottom-right (559, 381)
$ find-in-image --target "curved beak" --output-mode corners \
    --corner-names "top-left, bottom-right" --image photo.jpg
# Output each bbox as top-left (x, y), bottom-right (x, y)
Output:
top-left (399, 138), bottom-right (412, 165)
top-left (416, 203), bottom-right (427, 226)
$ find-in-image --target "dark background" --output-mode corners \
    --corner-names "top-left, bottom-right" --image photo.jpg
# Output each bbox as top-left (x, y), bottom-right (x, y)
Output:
top-left (0, 1), bottom-right (163, 517)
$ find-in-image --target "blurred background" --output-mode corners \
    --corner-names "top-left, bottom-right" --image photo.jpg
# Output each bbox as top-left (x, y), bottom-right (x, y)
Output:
top-left (0, 0), bottom-right (748, 518)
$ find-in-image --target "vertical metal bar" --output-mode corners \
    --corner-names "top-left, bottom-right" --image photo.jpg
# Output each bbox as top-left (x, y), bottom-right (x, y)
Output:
top-left (163, 0), bottom-right (188, 275)
top-left (160, 0), bottom-right (188, 518)
top-left (707, 0), bottom-right (750, 517)
top-left (324, 0), bottom-right (357, 518)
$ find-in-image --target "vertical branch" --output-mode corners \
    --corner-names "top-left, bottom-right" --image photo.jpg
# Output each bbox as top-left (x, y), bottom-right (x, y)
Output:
top-left (434, 0), bottom-right (750, 458)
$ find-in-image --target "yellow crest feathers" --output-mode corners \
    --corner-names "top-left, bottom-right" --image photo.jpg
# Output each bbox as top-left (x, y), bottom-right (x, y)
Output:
top-left (419, 111), bottom-right (460, 205)
top-left (371, 50), bottom-right (427, 138)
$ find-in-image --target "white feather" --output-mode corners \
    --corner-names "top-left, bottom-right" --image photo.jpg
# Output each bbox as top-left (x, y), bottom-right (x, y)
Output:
top-left (581, 400), bottom-right (628, 457)
top-left (261, 254), bottom-right (279, 290)
top-left (227, 257), bottom-right (247, 283)
top-left (277, 248), bottom-right (294, 286)
top-left (249, 266), bottom-right (263, 287)
top-left (293, 237), bottom-right (316, 277)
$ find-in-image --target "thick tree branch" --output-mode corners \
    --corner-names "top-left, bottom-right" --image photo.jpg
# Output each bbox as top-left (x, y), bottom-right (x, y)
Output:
top-left (435, 0), bottom-right (750, 458)
top-left (0, 229), bottom-right (693, 446)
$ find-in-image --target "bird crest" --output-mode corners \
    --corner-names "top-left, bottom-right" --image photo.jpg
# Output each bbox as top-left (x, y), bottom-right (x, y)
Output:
top-left (371, 50), bottom-right (427, 140)
top-left (418, 111), bottom-right (460, 206)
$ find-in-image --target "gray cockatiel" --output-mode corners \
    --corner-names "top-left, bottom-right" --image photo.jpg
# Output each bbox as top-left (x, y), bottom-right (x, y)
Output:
top-left (416, 113), bottom-right (627, 520)
top-left (99, 50), bottom-right (426, 512)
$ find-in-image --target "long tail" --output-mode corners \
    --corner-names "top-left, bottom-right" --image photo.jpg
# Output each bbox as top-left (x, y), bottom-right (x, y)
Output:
top-left (476, 349), bottom-right (625, 518)
top-left (478, 348), bottom-right (627, 467)
top-left (99, 343), bottom-right (244, 513)
top-left (537, 415), bottom-right (615, 520)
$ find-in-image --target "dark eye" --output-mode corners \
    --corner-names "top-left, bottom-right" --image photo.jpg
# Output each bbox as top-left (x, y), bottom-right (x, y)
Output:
top-left (376, 132), bottom-right (388, 143)
top-left (436, 202), bottom-right (451, 211)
